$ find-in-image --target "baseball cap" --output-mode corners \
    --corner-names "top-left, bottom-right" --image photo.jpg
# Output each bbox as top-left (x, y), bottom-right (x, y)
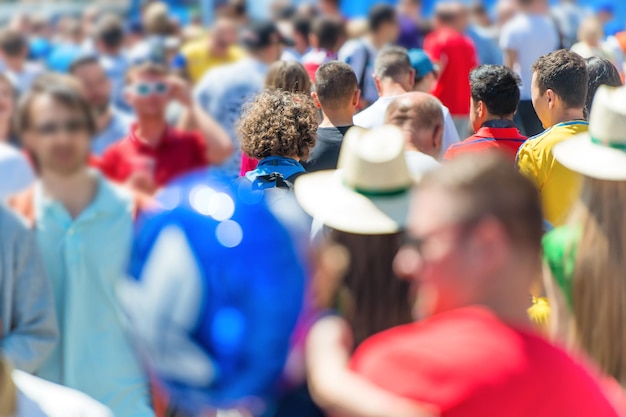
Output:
top-left (240, 20), bottom-right (294, 50)
top-left (408, 49), bottom-right (438, 79)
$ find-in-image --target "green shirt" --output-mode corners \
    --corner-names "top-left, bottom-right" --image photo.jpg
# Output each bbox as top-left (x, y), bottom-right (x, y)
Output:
top-left (542, 225), bottom-right (582, 310)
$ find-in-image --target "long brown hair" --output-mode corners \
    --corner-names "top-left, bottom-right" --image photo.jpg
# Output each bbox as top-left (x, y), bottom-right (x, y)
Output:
top-left (330, 230), bottom-right (413, 347)
top-left (569, 177), bottom-right (626, 385)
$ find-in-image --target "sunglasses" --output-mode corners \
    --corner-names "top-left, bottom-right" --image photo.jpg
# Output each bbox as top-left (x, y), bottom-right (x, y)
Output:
top-left (128, 82), bottom-right (169, 97)
top-left (32, 119), bottom-right (90, 136)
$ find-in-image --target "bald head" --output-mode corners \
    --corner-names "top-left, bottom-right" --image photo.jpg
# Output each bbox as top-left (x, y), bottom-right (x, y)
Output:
top-left (385, 92), bottom-right (444, 159)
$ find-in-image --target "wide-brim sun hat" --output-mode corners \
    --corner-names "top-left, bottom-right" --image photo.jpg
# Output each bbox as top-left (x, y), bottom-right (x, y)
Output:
top-left (295, 125), bottom-right (415, 235)
top-left (553, 85), bottom-right (626, 181)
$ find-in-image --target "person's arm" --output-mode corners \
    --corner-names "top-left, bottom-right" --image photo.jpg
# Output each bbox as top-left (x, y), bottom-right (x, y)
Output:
top-left (1, 214), bottom-right (58, 373)
top-left (503, 49), bottom-right (518, 70)
top-left (169, 76), bottom-right (234, 165)
top-left (306, 316), bottom-right (438, 417)
top-left (542, 262), bottom-right (571, 345)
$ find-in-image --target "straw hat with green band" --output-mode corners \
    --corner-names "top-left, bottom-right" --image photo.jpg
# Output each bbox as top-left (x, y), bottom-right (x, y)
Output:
top-left (295, 125), bottom-right (421, 235)
top-left (553, 85), bottom-right (626, 180)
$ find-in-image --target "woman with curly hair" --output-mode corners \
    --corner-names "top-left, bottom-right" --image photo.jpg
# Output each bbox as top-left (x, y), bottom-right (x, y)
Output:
top-left (239, 90), bottom-right (318, 189)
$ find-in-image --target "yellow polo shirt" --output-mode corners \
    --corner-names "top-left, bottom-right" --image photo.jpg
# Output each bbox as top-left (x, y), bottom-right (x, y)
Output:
top-left (181, 39), bottom-right (246, 84)
top-left (517, 121), bottom-right (588, 227)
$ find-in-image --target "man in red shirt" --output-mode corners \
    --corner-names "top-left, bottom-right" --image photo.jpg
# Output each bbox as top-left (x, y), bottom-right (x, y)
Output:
top-left (350, 154), bottom-right (625, 417)
top-left (423, 3), bottom-right (477, 137)
top-left (444, 65), bottom-right (526, 162)
top-left (99, 62), bottom-right (233, 194)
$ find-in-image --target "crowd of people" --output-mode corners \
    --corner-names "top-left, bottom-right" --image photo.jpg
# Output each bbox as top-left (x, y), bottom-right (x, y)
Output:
top-left (1, 0), bottom-right (626, 416)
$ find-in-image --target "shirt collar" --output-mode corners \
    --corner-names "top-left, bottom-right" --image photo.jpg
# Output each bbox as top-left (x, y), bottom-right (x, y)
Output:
top-left (481, 119), bottom-right (518, 129)
top-left (35, 170), bottom-right (121, 222)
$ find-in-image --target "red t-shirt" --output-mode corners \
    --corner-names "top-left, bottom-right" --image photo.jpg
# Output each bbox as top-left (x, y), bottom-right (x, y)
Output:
top-left (351, 307), bottom-right (623, 417)
top-left (444, 122), bottom-right (527, 162)
top-left (423, 28), bottom-right (477, 117)
top-left (100, 125), bottom-right (208, 188)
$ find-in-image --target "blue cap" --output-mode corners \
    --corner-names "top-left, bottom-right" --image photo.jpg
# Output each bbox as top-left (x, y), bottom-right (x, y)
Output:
top-left (408, 49), bottom-right (437, 78)
top-left (120, 171), bottom-right (308, 414)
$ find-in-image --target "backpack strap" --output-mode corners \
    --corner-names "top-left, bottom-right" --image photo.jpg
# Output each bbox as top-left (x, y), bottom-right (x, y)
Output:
top-left (6, 186), bottom-right (36, 228)
top-left (358, 42), bottom-right (372, 94)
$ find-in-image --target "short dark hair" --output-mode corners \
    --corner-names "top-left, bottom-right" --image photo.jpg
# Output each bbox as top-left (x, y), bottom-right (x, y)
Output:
top-left (368, 4), bottom-right (397, 32)
top-left (315, 61), bottom-right (358, 110)
top-left (374, 46), bottom-right (412, 80)
top-left (17, 78), bottom-right (96, 136)
top-left (69, 54), bottom-right (101, 75)
top-left (470, 65), bottom-right (521, 117)
top-left (531, 49), bottom-right (589, 109)
top-left (312, 16), bottom-right (344, 50)
top-left (0, 29), bottom-right (28, 57)
top-left (239, 90), bottom-right (318, 160)
top-left (293, 15), bottom-right (312, 40)
top-left (95, 14), bottom-right (125, 50)
top-left (584, 56), bottom-right (623, 118)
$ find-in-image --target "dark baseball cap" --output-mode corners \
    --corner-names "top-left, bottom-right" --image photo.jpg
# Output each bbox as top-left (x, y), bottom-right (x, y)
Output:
top-left (240, 20), bottom-right (294, 50)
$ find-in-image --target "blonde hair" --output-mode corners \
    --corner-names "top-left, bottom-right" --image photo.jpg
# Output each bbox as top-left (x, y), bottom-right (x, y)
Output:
top-left (578, 17), bottom-right (604, 44)
top-left (569, 177), bottom-right (626, 385)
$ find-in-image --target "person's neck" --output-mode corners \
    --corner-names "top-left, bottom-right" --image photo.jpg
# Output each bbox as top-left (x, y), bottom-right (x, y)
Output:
top-left (40, 167), bottom-right (98, 219)
top-left (550, 108), bottom-right (585, 127)
top-left (295, 43), bottom-right (310, 55)
top-left (4, 57), bottom-right (24, 72)
top-left (379, 81), bottom-right (408, 98)
top-left (135, 117), bottom-right (168, 147)
top-left (208, 42), bottom-right (228, 58)
top-left (367, 33), bottom-right (386, 50)
top-left (319, 109), bottom-right (354, 128)
top-left (251, 51), bottom-right (274, 66)
top-left (95, 108), bottom-right (113, 135)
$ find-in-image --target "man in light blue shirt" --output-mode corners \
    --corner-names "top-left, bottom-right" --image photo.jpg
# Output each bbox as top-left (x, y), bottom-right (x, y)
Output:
top-left (13, 72), bottom-right (153, 417)
top-left (70, 55), bottom-right (133, 156)
top-left (194, 20), bottom-right (289, 177)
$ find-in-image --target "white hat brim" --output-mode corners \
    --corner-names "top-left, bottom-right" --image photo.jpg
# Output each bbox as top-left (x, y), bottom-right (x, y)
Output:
top-left (553, 132), bottom-right (626, 181)
top-left (294, 170), bottom-right (412, 235)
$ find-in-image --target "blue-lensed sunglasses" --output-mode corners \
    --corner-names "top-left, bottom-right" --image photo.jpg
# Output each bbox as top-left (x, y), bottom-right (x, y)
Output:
top-left (128, 82), bottom-right (169, 97)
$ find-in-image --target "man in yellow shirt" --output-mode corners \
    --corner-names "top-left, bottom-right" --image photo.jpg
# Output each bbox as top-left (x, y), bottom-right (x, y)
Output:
top-left (180, 16), bottom-right (246, 84)
top-left (517, 50), bottom-right (589, 226)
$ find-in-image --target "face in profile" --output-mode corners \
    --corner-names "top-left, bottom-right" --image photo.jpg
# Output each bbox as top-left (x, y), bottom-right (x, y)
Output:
top-left (395, 186), bottom-right (475, 319)
top-left (24, 94), bottom-right (92, 176)
top-left (530, 72), bottom-right (549, 129)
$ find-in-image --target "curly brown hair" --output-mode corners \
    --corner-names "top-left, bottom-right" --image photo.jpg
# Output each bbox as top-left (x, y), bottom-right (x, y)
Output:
top-left (239, 90), bottom-right (318, 160)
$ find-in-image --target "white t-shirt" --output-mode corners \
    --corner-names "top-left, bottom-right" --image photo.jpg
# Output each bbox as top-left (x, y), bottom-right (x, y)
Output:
top-left (500, 13), bottom-right (559, 100)
top-left (0, 143), bottom-right (35, 200)
top-left (354, 97), bottom-right (460, 157)
top-left (13, 370), bottom-right (113, 417)
top-left (405, 150), bottom-right (440, 179)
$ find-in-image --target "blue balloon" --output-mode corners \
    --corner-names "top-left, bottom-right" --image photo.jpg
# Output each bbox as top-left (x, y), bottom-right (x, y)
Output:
top-left (120, 171), bottom-right (308, 415)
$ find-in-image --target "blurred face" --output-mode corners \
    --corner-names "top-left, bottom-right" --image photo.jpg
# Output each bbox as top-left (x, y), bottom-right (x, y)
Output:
top-left (212, 18), bottom-right (238, 51)
top-left (23, 94), bottom-right (91, 176)
top-left (381, 19), bottom-right (400, 44)
top-left (394, 187), bottom-right (480, 318)
top-left (72, 62), bottom-right (111, 115)
top-left (125, 71), bottom-right (170, 118)
top-left (0, 79), bottom-right (15, 121)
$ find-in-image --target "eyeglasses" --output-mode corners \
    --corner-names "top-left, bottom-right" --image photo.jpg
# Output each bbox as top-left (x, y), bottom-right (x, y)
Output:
top-left (128, 82), bottom-right (169, 97)
top-left (403, 218), bottom-right (482, 256)
top-left (32, 119), bottom-right (90, 136)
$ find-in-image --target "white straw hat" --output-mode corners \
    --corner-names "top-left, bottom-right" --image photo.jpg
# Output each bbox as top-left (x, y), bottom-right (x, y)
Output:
top-left (294, 125), bottom-right (415, 235)
top-left (553, 85), bottom-right (626, 181)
